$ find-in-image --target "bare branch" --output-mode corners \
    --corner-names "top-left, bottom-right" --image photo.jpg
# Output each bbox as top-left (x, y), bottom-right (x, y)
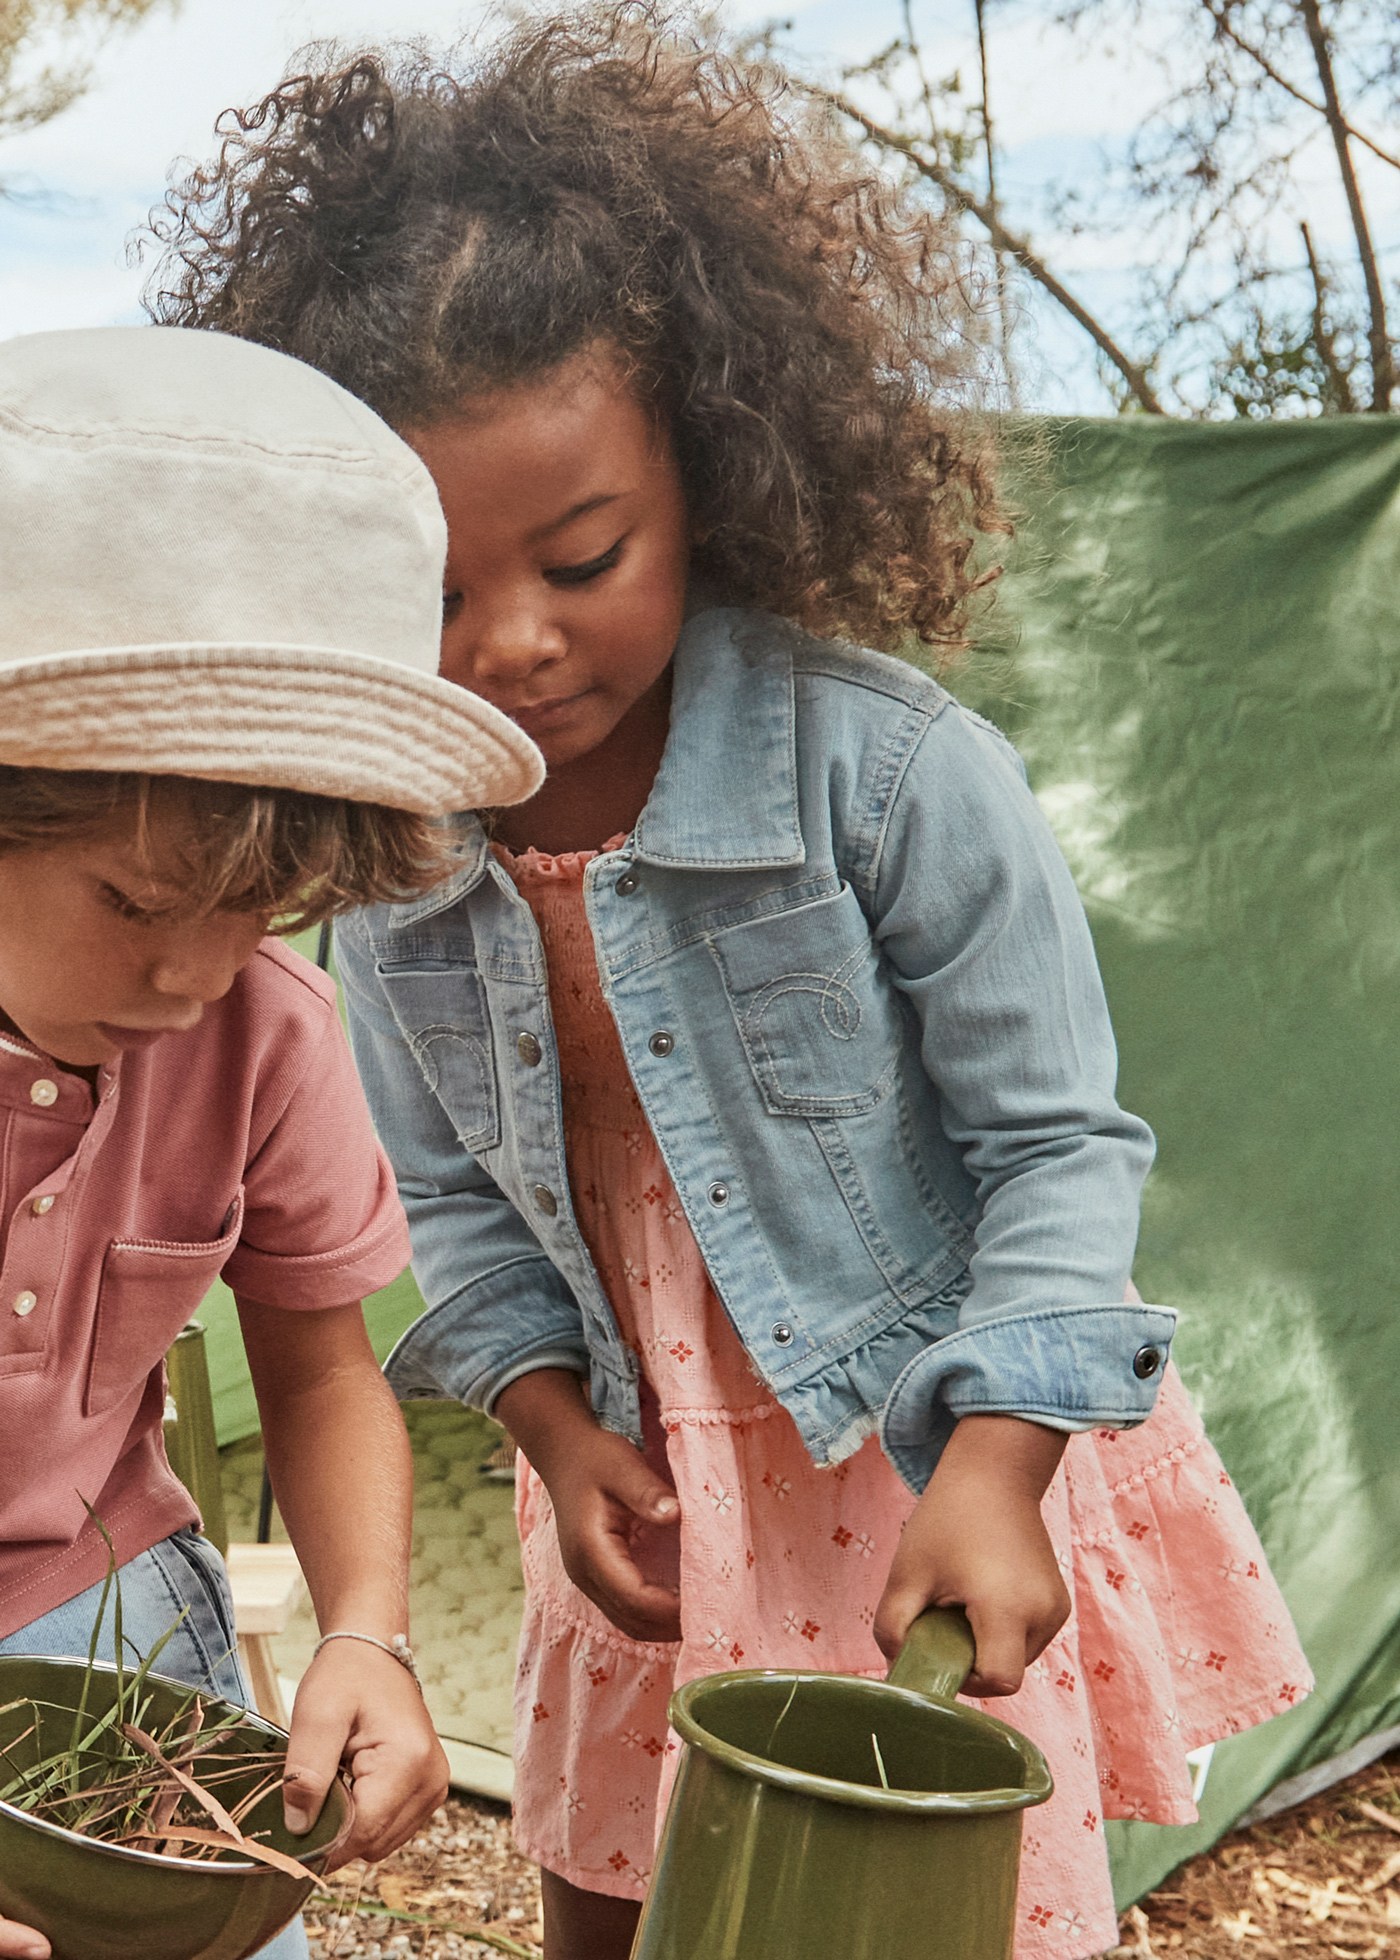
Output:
top-left (1198, 0), bottom-right (1400, 174)
top-left (1300, 220), bottom-right (1356, 412)
top-left (1298, 0), bottom-right (1395, 409)
top-left (900, 0), bottom-right (942, 144)
top-left (972, 0), bottom-right (1018, 406)
top-left (812, 84), bottom-right (1166, 413)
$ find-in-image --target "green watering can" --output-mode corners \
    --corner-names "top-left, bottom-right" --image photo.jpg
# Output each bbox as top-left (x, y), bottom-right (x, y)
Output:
top-left (630, 1608), bottom-right (1052, 1960)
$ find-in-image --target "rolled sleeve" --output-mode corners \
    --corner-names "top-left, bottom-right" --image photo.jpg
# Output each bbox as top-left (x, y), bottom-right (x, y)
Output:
top-left (882, 1300), bottom-right (1178, 1491)
top-left (383, 1254), bottom-right (590, 1410)
top-left (222, 1007), bottom-right (411, 1309)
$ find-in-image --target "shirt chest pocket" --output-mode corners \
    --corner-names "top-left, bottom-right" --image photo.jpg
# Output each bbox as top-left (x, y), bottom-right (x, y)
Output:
top-left (710, 886), bottom-right (904, 1116)
top-left (376, 961), bottom-right (501, 1154)
top-left (84, 1188), bottom-right (245, 1419)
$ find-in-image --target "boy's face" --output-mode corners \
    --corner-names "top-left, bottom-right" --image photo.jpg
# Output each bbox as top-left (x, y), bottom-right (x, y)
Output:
top-left (0, 819), bottom-right (269, 1067)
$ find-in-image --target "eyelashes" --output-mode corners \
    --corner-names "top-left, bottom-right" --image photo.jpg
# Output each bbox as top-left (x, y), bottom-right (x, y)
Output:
top-left (441, 534), bottom-right (628, 621)
top-left (545, 536), bottom-right (625, 587)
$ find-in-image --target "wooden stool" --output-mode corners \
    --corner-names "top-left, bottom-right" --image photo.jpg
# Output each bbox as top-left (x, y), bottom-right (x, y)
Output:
top-left (225, 1540), bottom-right (307, 1727)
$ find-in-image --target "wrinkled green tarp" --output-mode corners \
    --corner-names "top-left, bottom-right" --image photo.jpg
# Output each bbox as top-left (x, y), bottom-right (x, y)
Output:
top-left (956, 415), bottom-right (1400, 1906)
top-left (204, 414), bottom-right (1400, 1904)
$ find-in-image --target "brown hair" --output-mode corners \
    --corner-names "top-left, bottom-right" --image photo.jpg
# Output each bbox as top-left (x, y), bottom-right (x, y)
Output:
top-left (0, 767), bottom-right (457, 930)
top-left (145, 5), bottom-right (1002, 655)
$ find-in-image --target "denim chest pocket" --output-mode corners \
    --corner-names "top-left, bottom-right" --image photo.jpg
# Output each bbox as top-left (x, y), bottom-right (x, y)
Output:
top-left (376, 961), bottom-right (501, 1153)
top-left (710, 885), bottom-right (903, 1115)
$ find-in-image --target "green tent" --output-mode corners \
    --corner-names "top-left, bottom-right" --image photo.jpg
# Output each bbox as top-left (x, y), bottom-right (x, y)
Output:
top-left (205, 414), bottom-right (1400, 1906)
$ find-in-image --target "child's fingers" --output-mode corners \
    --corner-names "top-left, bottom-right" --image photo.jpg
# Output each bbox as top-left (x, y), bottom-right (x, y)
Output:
top-left (602, 1448), bottom-right (680, 1528)
top-left (961, 1603), bottom-right (1031, 1698)
top-left (583, 1525), bottom-right (682, 1642)
top-left (0, 1916), bottom-right (50, 1960)
top-left (871, 1578), bottom-right (933, 1664)
top-left (281, 1690), bottom-right (351, 1837)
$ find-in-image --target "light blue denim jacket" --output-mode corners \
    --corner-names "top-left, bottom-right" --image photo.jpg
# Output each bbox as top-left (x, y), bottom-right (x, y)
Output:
top-left (337, 608), bottom-right (1176, 1492)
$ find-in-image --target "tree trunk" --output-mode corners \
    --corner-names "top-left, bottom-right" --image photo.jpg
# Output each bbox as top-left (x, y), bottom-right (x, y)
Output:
top-left (1298, 0), bottom-right (1394, 411)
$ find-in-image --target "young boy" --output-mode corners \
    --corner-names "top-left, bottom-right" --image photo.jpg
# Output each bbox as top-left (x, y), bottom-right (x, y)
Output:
top-left (0, 325), bottom-right (543, 1960)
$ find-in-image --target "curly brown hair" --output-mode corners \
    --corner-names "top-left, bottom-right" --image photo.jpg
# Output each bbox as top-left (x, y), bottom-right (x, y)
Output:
top-left (146, 5), bottom-right (1000, 652)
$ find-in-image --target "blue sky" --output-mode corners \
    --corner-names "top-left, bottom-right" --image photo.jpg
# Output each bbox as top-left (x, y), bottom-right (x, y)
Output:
top-left (2, 0), bottom-right (1396, 413)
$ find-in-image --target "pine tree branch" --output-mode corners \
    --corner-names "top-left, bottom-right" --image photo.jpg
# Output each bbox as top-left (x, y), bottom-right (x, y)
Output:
top-left (1298, 0), bottom-right (1395, 410)
top-left (811, 85), bottom-right (1167, 414)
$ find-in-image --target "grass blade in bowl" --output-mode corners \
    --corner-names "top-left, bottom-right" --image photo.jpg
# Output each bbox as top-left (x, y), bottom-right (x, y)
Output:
top-left (0, 1524), bottom-right (351, 1959)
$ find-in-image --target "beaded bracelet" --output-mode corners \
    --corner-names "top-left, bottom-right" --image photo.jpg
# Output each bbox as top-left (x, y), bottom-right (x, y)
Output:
top-left (313, 1629), bottom-right (421, 1689)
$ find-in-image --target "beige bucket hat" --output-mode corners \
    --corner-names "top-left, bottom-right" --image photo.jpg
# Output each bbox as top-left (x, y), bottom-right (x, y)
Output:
top-left (0, 325), bottom-right (543, 815)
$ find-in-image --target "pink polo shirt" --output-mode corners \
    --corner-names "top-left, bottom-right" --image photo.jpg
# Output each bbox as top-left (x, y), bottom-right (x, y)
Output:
top-left (0, 938), bottom-right (410, 1637)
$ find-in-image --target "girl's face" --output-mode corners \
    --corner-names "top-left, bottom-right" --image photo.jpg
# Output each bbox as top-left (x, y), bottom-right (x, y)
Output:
top-left (407, 350), bottom-right (692, 774)
top-left (0, 821), bottom-right (268, 1067)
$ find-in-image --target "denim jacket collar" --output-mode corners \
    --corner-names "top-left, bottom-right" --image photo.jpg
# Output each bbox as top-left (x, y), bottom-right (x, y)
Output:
top-left (386, 609), bottom-right (805, 930)
top-left (632, 609), bottom-right (805, 870)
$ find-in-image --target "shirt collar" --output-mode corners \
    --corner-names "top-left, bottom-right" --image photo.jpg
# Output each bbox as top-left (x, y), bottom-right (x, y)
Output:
top-left (631, 607), bottom-right (805, 870)
top-left (386, 605), bottom-right (805, 930)
top-left (0, 1029), bottom-right (112, 1116)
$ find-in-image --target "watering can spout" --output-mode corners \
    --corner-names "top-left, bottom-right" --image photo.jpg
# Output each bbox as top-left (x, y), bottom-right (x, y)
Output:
top-left (886, 1606), bottom-right (977, 1704)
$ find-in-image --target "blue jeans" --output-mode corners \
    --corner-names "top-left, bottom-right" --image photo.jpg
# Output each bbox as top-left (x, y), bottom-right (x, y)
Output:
top-left (0, 1529), bottom-right (309, 1960)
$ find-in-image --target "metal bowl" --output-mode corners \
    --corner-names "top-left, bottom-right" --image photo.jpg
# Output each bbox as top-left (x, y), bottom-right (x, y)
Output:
top-left (0, 1654), bottom-right (351, 1960)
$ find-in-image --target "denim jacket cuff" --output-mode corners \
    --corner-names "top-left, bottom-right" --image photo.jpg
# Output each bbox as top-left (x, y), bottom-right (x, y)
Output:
top-left (382, 1254), bottom-right (590, 1410)
top-left (482, 1349), bottom-right (592, 1415)
top-left (880, 1301), bottom-right (1179, 1492)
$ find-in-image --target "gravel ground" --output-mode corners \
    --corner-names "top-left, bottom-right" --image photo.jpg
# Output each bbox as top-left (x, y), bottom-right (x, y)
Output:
top-left (299, 1751), bottom-right (1400, 1959)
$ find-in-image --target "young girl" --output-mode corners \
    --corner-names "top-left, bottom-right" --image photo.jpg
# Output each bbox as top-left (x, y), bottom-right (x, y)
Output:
top-left (152, 15), bottom-right (1311, 1955)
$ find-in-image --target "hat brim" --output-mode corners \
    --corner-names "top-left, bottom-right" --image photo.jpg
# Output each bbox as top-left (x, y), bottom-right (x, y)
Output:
top-left (0, 644), bottom-right (544, 815)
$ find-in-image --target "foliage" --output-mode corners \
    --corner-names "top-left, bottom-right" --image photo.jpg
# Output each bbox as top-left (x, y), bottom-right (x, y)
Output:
top-left (1, 0), bottom-right (174, 143)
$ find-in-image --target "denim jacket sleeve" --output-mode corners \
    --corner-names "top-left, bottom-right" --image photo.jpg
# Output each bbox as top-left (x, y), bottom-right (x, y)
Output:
top-left (871, 703), bottom-right (1177, 1481)
top-left (335, 911), bottom-right (590, 1411)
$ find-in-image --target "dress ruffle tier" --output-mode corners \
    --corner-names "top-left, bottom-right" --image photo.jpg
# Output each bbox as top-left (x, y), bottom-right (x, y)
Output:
top-left (496, 840), bottom-right (1311, 1959)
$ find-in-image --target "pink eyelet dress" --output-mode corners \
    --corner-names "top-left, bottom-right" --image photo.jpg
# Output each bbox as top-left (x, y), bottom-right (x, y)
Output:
top-left (496, 839), bottom-right (1311, 1960)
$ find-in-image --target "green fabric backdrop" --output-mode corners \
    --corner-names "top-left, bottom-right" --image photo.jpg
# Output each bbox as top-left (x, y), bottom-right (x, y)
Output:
top-left (955, 416), bottom-right (1400, 1904)
top-left (206, 416), bottom-right (1400, 1902)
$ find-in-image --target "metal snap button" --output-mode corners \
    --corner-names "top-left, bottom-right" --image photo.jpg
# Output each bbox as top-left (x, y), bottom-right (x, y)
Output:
top-left (31, 1194), bottom-right (55, 1217)
top-left (771, 1322), bottom-right (794, 1347)
top-left (707, 1182), bottom-right (730, 1208)
top-left (649, 1031), bottom-right (675, 1057)
top-left (1132, 1344), bottom-right (1162, 1380)
top-left (516, 1031), bottom-right (543, 1067)
top-left (615, 870), bottom-right (640, 896)
top-left (531, 1184), bottom-right (558, 1218)
top-left (29, 1079), bottom-right (58, 1107)
top-left (13, 1290), bottom-right (37, 1317)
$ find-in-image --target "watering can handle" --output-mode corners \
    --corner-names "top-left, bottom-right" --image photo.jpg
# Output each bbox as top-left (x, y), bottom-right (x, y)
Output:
top-left (886, 1606), bottom-right (976, 1704)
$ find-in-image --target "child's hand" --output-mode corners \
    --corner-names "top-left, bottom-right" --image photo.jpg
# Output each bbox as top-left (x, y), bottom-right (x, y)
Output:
top-left (873, 1414), bottom-right (1071, 1698)
top-left (0, 1916), bottom-right (49, 1959)
top-left (496, 1370), bottom-right (682, 1644)
top-left (548, 1423), bottom-right (683, 1642)
top-left (282, 1638), bottom-right (450, 1867)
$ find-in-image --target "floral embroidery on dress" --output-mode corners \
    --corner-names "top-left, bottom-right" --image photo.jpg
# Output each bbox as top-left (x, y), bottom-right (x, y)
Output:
top-left (496, 839), bottom-right (1312, 1960)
